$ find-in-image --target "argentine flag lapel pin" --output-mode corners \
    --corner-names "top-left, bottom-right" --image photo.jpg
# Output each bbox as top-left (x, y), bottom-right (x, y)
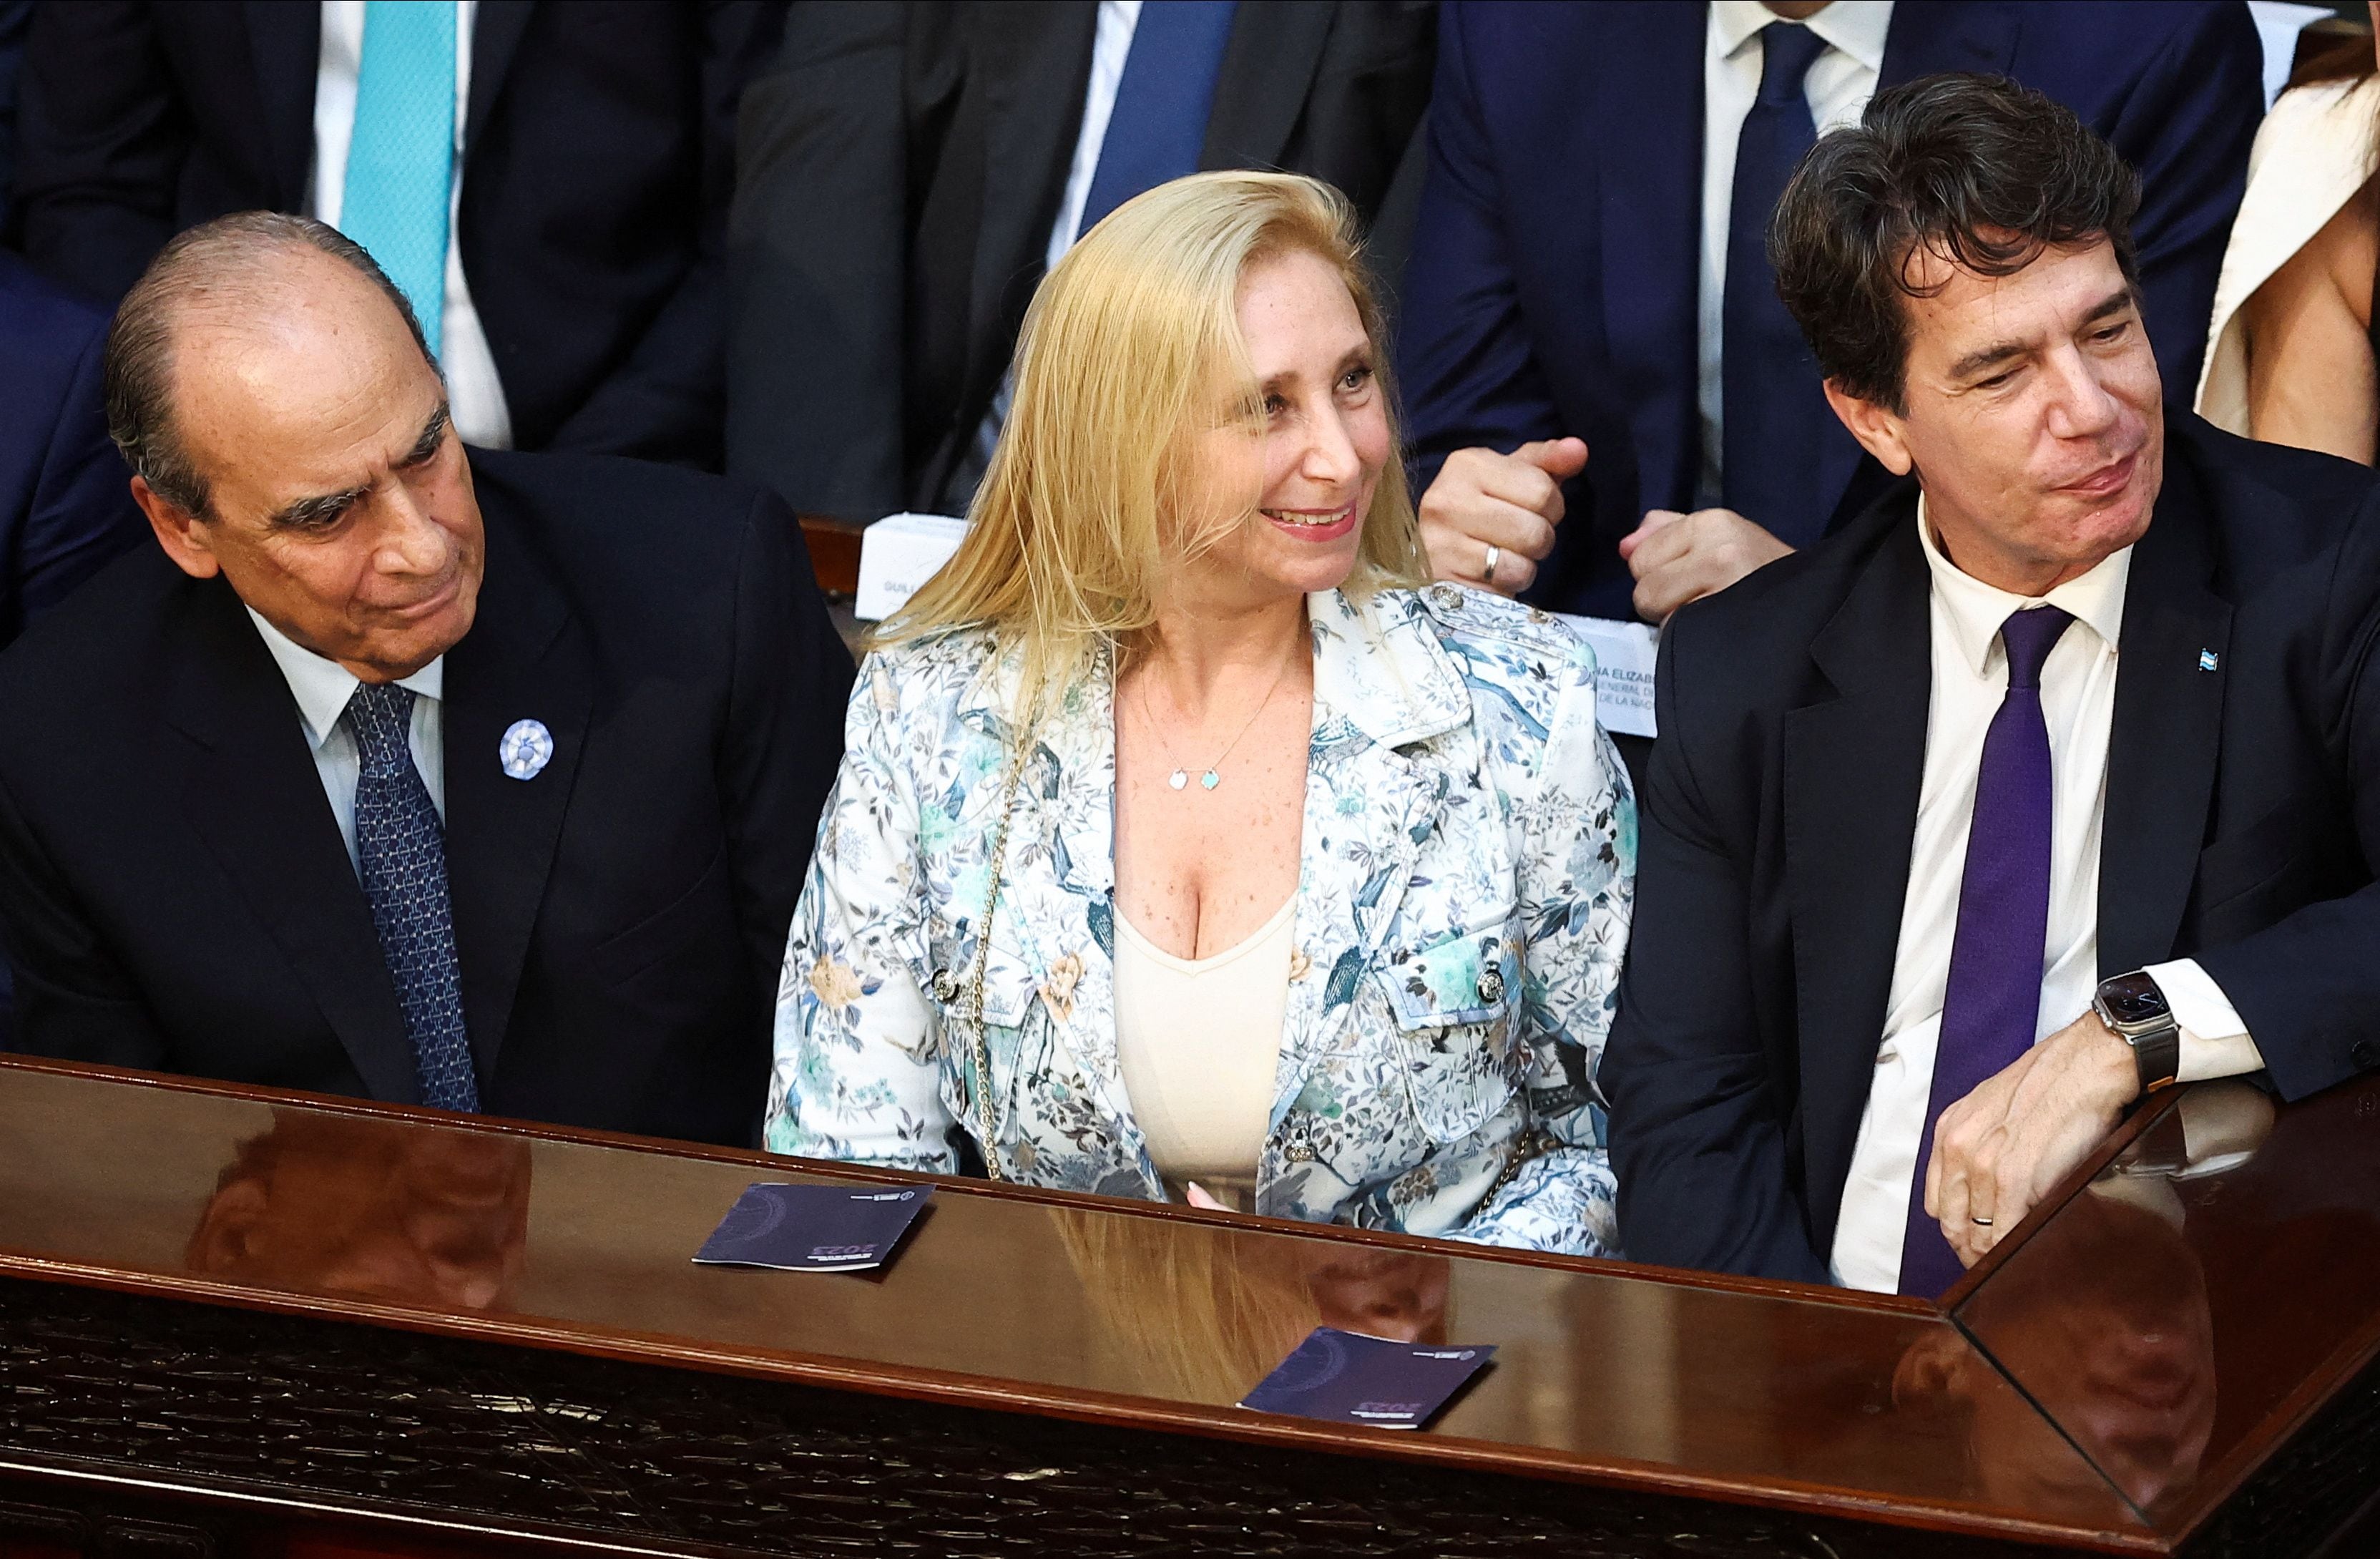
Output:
top-left (500, 718), bottom-right (554, 781)
top-left (2198, 649), bottom-right (2219, 673)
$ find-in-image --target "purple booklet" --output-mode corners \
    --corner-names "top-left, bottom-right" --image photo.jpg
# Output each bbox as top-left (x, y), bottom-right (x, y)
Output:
top-left (693, 1182), bottom-right (933, 1273)
top-left (1239, 1326), bottom-right (1495, 1430)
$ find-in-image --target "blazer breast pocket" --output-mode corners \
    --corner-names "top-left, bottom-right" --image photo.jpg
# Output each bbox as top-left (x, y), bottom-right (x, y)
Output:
top-left (2192, 793), bottom-right (2322, 924)
top-left (587, 841), bottom-right (735, 990)
top-left (1379, 914), bottom-right (1525, 1144)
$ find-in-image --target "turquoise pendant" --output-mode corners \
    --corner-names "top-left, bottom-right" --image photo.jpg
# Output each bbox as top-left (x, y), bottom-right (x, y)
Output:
top-left (1200, 770), bottom-right (1220, 791)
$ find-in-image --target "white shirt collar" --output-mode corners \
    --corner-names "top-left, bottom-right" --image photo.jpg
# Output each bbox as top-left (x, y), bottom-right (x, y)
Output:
top-left (1916, 494), bottom-right (2131, 678)
top-left (1712, 1), bottom-right (1894, 76)
top-left (246, 606), bottom-right (445, 752)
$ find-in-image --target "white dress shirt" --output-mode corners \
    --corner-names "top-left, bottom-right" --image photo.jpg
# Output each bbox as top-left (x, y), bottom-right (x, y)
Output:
top-left (969, 0), bottom-right (1143, 476)
top-left (1829, 502), bottom-right (2266, 1293)
top-left (311, 0), bottom-right (514, 451)
top-left (247, 608), bottom-right (446, 876)
top-left (1697, 1), bottom-right (1894, 508)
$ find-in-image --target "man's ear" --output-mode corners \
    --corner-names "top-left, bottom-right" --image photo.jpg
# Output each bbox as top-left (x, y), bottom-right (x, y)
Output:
top-left (131, 476), bottom-right (222, 580)
top-left (1823, 381), bottom-right (1916, 478)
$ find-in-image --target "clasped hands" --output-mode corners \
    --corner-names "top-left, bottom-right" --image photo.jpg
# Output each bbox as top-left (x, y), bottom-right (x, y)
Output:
top-left (1924, 1009), bottom-right (2143, 1268)
top-left (1417, 437), bottom-right (1792, 620)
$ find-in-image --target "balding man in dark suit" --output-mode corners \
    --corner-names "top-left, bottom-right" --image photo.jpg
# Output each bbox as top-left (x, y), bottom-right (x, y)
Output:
top-left (0, 212), bottom-right (851, 1146)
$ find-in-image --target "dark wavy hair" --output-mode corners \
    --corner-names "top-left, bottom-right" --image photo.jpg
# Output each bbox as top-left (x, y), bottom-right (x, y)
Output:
top-left (1769, 73), bottom-right (2142, 414)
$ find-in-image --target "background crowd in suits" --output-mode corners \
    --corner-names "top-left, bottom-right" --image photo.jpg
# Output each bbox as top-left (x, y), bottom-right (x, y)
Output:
top-left (0, 1), bottom-right (2374, 1270)
top-left (0, 0), bottom-right (2323, 623)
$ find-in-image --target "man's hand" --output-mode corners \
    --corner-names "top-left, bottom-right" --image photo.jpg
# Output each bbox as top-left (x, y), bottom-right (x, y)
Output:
top-left (1617, 507), bottom-right (1793, 623)
top-left (1418, 437), bottom-right (1589, 597)
top-left (1924, 1010), bottom-right (2140, 1267)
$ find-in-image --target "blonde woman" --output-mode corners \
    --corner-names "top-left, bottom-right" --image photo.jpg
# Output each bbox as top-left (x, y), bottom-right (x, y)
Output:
top-left (766, 172), bottom-right (1633, 1254)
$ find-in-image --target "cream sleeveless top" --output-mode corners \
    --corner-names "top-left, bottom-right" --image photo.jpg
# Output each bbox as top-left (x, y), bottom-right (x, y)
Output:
top-left (1112, 895), bottom-right (1296, 1205)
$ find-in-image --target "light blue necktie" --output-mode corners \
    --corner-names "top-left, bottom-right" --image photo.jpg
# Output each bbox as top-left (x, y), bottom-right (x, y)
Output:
top-left (347, 682), bottom-right (479, 1113)
top-left (341, 0), bottom-right (457, 356)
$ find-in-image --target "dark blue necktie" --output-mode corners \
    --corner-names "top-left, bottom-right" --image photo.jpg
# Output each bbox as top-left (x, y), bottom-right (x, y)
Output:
top-left (1721, 22), bottom-right (1832, 544)
top-left (1898, 606), bottom-right (2075, 1298)
top-left (346, 682), bottom-right (479, 1113)
top-left (1074, 1), bottom-right (1238, 237)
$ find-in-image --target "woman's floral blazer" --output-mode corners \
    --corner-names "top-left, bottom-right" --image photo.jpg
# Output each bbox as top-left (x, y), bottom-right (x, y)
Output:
top-left (766, 584), bottom-right (1636, 1254)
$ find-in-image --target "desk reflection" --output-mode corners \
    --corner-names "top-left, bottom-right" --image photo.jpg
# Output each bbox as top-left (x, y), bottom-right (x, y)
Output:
top-left (1936, 1082), bottom-right (2284, 1516)
top-left (185, 1110), bottom-right (532, 1311)
top-left (1906, 1186), bottom-right (2215, 1512)
top-left (1054, 1209), bottom-right (1450, 1401)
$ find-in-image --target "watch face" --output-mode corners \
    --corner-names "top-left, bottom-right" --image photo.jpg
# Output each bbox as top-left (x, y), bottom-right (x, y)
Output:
top-left (2100, 972), bottom-right (2170, 1026)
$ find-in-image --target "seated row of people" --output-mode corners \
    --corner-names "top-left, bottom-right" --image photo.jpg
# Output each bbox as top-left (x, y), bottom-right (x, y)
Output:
top-left (3, 74), bottom-right (2377, 1301)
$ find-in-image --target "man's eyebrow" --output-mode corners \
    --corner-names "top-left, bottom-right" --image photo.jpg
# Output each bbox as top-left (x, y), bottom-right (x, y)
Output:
top-left (1946, 336), bottom-right (2032, 382)
top-left (1946, 287), bottom-right (2138, 383)
top-left (268, 484), bottom-right (370, 531)
top-left (398, 404), bottom-right (452, 466)
top-left (2075, 286), bottom-right (2137, 328)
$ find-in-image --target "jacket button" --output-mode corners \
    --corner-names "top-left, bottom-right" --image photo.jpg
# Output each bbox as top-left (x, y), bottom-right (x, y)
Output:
top-left (1477, 967), bottom-right (1506, 1005)
top-left (2353, 1040), bottom-right (2379, 1071)
top-left (1430, 582), bottom-right (1464, 611)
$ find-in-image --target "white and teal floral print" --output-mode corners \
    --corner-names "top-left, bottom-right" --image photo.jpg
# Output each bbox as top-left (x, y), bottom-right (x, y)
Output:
top-left (767, 584), bottom-right (1635, 1255)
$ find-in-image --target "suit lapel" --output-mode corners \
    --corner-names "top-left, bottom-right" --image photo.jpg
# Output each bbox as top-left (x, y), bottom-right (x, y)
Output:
top-left (1594, 4), bottom-right (1708, 514)
top-left (466, 1), bottom-right (537, 157)
top-left (962, 6), bottom-right (1096, 426)
top-left (243, 0), bottom-right (320, 207)
top-left (1878, 0), bottom-right (2020, 84)
top-left (1272, 592), bottom-right (1466, 1130)
top-left (1199, 1), bottom-right (1333, 173)
top-left (2098, 460), bottom-right (2230, 975)
top-left (440, 492), bottom-right (591, 1080)
top-left (1781, 503), bottom-right (1933, 1236)
top-left (167, 580), bottom-right (420, 1103)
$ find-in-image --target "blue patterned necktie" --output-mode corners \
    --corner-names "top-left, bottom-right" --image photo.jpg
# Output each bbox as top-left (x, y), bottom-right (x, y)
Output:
top-left (341, 0), bottom-right (457, 356)
top-left (1074, 1), bottom-right (1238, 237)
top-left (1720, 21), bottom-right (1831, 544)
top-left (1898, 605), bottom-right (2075, 1297)
top-left (346, 681), bottom-right (479, 1113)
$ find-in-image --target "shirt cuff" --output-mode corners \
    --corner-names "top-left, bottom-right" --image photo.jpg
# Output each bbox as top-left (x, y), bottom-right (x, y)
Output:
top-left (2143, 958), bottom-right (2266, 1082)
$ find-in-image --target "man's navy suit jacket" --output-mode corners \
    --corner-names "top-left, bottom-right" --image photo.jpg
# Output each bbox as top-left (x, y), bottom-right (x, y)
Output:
top-left (0, 451), bottom-right (854, 1148)
top-left (1396, 1), bottom-right (2265, 620)
top-left (0, 250), bottom-right (147, 649)
top-left (11, 1), bottom-right (788, 471)
top-left (1600, 415), bottom-right (2380, 1284)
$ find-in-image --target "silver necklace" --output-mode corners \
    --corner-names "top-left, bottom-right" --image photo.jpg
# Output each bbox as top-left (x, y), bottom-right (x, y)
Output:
top-left (1140, 655), bottom-right (1292, 792)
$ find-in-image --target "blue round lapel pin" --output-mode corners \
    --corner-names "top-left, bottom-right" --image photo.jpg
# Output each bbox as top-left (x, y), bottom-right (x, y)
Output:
top-left (499, 718), bottom-right (554, 781)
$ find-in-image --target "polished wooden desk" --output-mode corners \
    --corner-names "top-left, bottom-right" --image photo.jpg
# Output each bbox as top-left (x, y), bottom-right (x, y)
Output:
top-left (0, 1057), bottom-right (2369, 1558)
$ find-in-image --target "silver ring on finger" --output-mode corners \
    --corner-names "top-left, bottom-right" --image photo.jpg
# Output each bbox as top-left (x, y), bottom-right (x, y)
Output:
top-left (1970, 1216), bottom-right (1994, 1227)
top-left (1482, 543), bottom-right (1501, 585)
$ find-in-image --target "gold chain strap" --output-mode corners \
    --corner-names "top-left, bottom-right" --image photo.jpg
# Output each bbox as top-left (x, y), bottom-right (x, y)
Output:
top-left (1484, 1126), bottom-right (1553, 1206)
top-left (957, 735), bottom-right (1030, 1181)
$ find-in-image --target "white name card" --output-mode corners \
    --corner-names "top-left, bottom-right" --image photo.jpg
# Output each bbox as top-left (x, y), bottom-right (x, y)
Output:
top-left (854, 512), bottom-right (971, 622)
top-left (1557, 614), bottom-right (1660, 740)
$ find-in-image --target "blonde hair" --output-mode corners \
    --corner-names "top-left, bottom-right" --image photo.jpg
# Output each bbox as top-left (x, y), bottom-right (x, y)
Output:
top-left (1051, 1208), bottom-right (1332, 1402)
top-left (872, 170), bottom-right (1427, 719)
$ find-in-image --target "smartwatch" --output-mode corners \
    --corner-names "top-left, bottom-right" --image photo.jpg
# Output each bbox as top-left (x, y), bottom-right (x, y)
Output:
top-left (2094, 970), bottom-right (2182, 1094)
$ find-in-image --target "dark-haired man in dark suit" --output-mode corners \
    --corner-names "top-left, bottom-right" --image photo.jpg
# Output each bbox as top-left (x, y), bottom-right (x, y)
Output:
top-left (1396, 1), bottom-right (2263, 623)
top-left (12, 1), bottom-right (786, 470)
top-left (1601, 76), bottom-right (2380, 1295)
top-left (0, 213), bottom-right (852, 1148)
top-left (726, 0), bottom-right (1436, 523)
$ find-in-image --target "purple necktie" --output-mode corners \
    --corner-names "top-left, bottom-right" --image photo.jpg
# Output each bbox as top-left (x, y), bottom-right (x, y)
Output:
top-left (1898, 605), bottom-right (2074, 1298)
